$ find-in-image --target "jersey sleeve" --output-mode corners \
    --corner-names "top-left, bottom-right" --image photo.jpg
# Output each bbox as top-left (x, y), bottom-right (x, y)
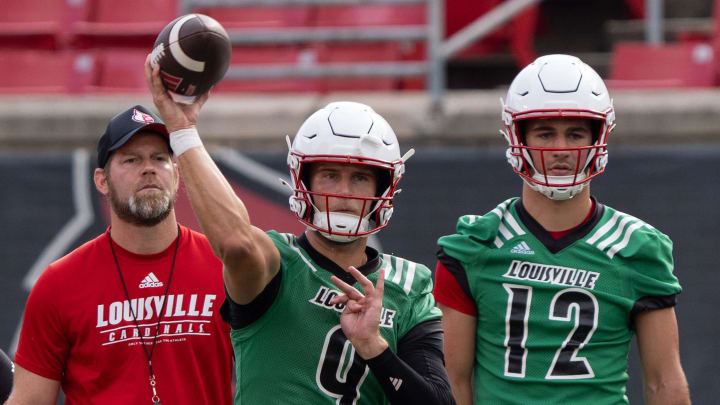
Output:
top-left (437, 216), bottom-right (486, 264)
top-left (437, 204), bottom-right (508, 265)
top-left (433, 259), bottom-right (477, 316)
top-left (14, 264), bottom-right (70, 380)
top-left (626, 228), bottom-right (682, 302)
top-left (400, 263), bottom-right (442, 339)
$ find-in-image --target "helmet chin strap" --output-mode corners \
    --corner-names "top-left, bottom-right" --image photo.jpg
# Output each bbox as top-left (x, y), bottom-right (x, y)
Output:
top-left (525, 173), bottom-right (589, 200)
top-left (311, 211), bottom-right (371, 243)
top-left (303, 180), bottom-right (393, 243)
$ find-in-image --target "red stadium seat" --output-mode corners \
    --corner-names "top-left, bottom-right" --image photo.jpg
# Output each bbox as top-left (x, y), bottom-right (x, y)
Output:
top-left (0, 0), bottom-right (75, 49)
top-left (195, 6), bottom-right (313, 29)
top-left (89, 50), bottom-right (149, 93)
top-left (72, 0), bottom-right (179, 49)
top-left (212, 46), bottom-right (321, 93)
top-left (0, 50), bottom-right (95, 93)
top-left (313, 4), bottom-right (424, 91)
top-left (312, 43), bottom-right (400, 91)
top-left (179, 5), bottom-right (316, 92)
top-left (314, 4), bottom-right (425, 27)
top-left (608, 42), bottom-right (716, 88)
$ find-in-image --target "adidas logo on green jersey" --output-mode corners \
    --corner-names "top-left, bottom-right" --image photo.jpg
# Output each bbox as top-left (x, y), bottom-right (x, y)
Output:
top-left (510, 242), bottom-right (534, 255)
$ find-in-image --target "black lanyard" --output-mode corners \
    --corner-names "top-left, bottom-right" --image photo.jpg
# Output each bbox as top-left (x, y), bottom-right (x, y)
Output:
top-left (108, 226), bottom-right (180, 405)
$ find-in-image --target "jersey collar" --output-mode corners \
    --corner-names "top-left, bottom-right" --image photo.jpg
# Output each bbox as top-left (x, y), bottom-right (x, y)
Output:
top-left (515, 197), bottom-right (605, 254)
top-left (297, 233), bottom-right (381, 285)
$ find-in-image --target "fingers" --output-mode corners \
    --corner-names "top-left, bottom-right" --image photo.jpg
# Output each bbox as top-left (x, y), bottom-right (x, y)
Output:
top-left (375, 268), bottom-right (385, 298)
top-left (144, 54), bottom-right (152, 81)
top-left (346, 266), bottom-right (375, 295)
top-left (345, 300), bottom-right (363, 312)
top-left (328, 294), bottom-right (349, 306)
top-left (327, 293), bottom-right (364, 313)
top-left (330, 276), bottom-right (364, 301)
top-left (144, 54), bottom-right (158, 89)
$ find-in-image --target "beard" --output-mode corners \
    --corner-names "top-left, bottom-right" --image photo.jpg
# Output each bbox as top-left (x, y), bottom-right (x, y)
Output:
top-left (107, 179), bottom-right (176, 227)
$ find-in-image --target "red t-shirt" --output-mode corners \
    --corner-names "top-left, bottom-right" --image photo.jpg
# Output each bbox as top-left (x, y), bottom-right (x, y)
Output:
top-left (15, 225), bottom-right (234, 405)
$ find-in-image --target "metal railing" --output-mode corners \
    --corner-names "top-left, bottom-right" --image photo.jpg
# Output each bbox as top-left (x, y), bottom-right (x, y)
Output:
top-left (181, 0), bottom-right (542, 108)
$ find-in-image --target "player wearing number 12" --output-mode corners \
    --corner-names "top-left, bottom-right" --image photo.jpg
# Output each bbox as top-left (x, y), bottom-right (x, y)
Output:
top-left (434, 55), bottom-right (690, 405)
top-left (146, 56), bottom-right (455, 405)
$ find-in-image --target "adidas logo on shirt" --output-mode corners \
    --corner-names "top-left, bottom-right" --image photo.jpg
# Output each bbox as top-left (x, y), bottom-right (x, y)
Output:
top-left (389, 377), bottom-right (403, 391)
top-left (139, 272), bottom-right (164, 288)
top-left (510, 241), bottom-right (534, 255)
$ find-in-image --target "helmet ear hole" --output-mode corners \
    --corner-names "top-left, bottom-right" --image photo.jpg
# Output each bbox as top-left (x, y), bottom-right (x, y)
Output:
top-left (299, 162), bottom-right (314, 192)
top-left (516, 121), bottom-right (528, 145)
top-left (375, 168), bottom-right (392, 198)
top-left (590, 120), bottom-right (603, 144)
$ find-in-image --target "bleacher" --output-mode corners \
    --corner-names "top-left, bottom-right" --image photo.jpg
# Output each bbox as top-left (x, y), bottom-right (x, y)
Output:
top-left (0, 0), bottom-right (718, 95)
top-left (0, 0), bottom-right (543, 95)
top-left (606, 0), bottom-right (719, 88)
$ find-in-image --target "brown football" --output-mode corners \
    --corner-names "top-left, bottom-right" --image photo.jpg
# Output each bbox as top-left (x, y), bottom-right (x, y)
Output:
top-left (150, 14), bottom-right (231, 97)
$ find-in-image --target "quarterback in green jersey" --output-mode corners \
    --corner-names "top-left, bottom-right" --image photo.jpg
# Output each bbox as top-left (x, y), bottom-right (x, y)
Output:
top-left (145, 62), bottom-right (455, 405)
top-left (434, 55), bottom-right (690, 405)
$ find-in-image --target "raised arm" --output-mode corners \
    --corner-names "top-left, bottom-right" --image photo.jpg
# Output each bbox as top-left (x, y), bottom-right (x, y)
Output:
top-left (635, 307), bottom-right (690, 405)
top-left (5, 365), bottom-right (59, 405)
top-left (144, 58), bottom-right (280, 304)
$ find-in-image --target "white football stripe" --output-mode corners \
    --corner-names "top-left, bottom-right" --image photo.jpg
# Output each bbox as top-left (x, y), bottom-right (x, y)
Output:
top-left (402, 262), bottom-right (416, 295)
top-left (382, 254), bottom-right (393, 281)
top-left (490, 200), bottom-right (511, 218)
top-left (586, 211), bottom-right (620, 244)
top-left (503, 210), bottom-right (526, 236)
top-left (169, 14), bottom-right (206, 73)
top-left (607, 222), bottom-right (646, 259)
top-left (493, 236), bottom-right (504, 248)
top-left (597, 216), bottom-right (635, 250)
top-left (498, 222), bottom-right (513, 240)
top-left (392, 257), bottom-right (404, 284)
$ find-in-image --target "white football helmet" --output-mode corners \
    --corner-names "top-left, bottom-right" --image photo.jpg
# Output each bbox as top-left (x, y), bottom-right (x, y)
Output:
top-left (285, 101), bottom-right (414, 242)
top-left (501, 54), bottom-right (616, 200)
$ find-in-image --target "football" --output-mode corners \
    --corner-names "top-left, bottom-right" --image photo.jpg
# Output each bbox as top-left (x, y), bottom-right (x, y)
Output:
top-left (150, 14), bottom-right (231, 100)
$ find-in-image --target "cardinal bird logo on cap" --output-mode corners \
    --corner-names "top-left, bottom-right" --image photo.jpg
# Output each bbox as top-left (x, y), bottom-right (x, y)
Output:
top-left (132, 109), bottom-right (155, 124)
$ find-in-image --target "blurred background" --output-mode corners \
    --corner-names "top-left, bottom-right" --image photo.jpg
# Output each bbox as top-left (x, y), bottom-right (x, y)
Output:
top-left (1, 0), bottom-right (718, 403)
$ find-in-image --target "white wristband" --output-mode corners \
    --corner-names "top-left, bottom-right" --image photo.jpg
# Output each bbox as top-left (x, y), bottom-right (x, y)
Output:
top-left (169, 127), bottom-right (203, 157)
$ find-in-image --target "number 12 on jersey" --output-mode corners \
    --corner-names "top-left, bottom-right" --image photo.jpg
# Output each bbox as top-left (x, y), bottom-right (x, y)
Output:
top-left (503, 283), bottom-right (599, 379)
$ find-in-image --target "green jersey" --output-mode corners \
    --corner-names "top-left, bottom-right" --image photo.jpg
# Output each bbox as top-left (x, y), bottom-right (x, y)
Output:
top-left (437, 198), bottom-right (681, 405)
top-left (230, 230), bottom-right (441, 405)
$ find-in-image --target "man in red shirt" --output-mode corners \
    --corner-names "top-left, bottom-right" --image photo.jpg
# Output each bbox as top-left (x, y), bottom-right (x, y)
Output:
top-left (7, 106), bottom-right (234, 405)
